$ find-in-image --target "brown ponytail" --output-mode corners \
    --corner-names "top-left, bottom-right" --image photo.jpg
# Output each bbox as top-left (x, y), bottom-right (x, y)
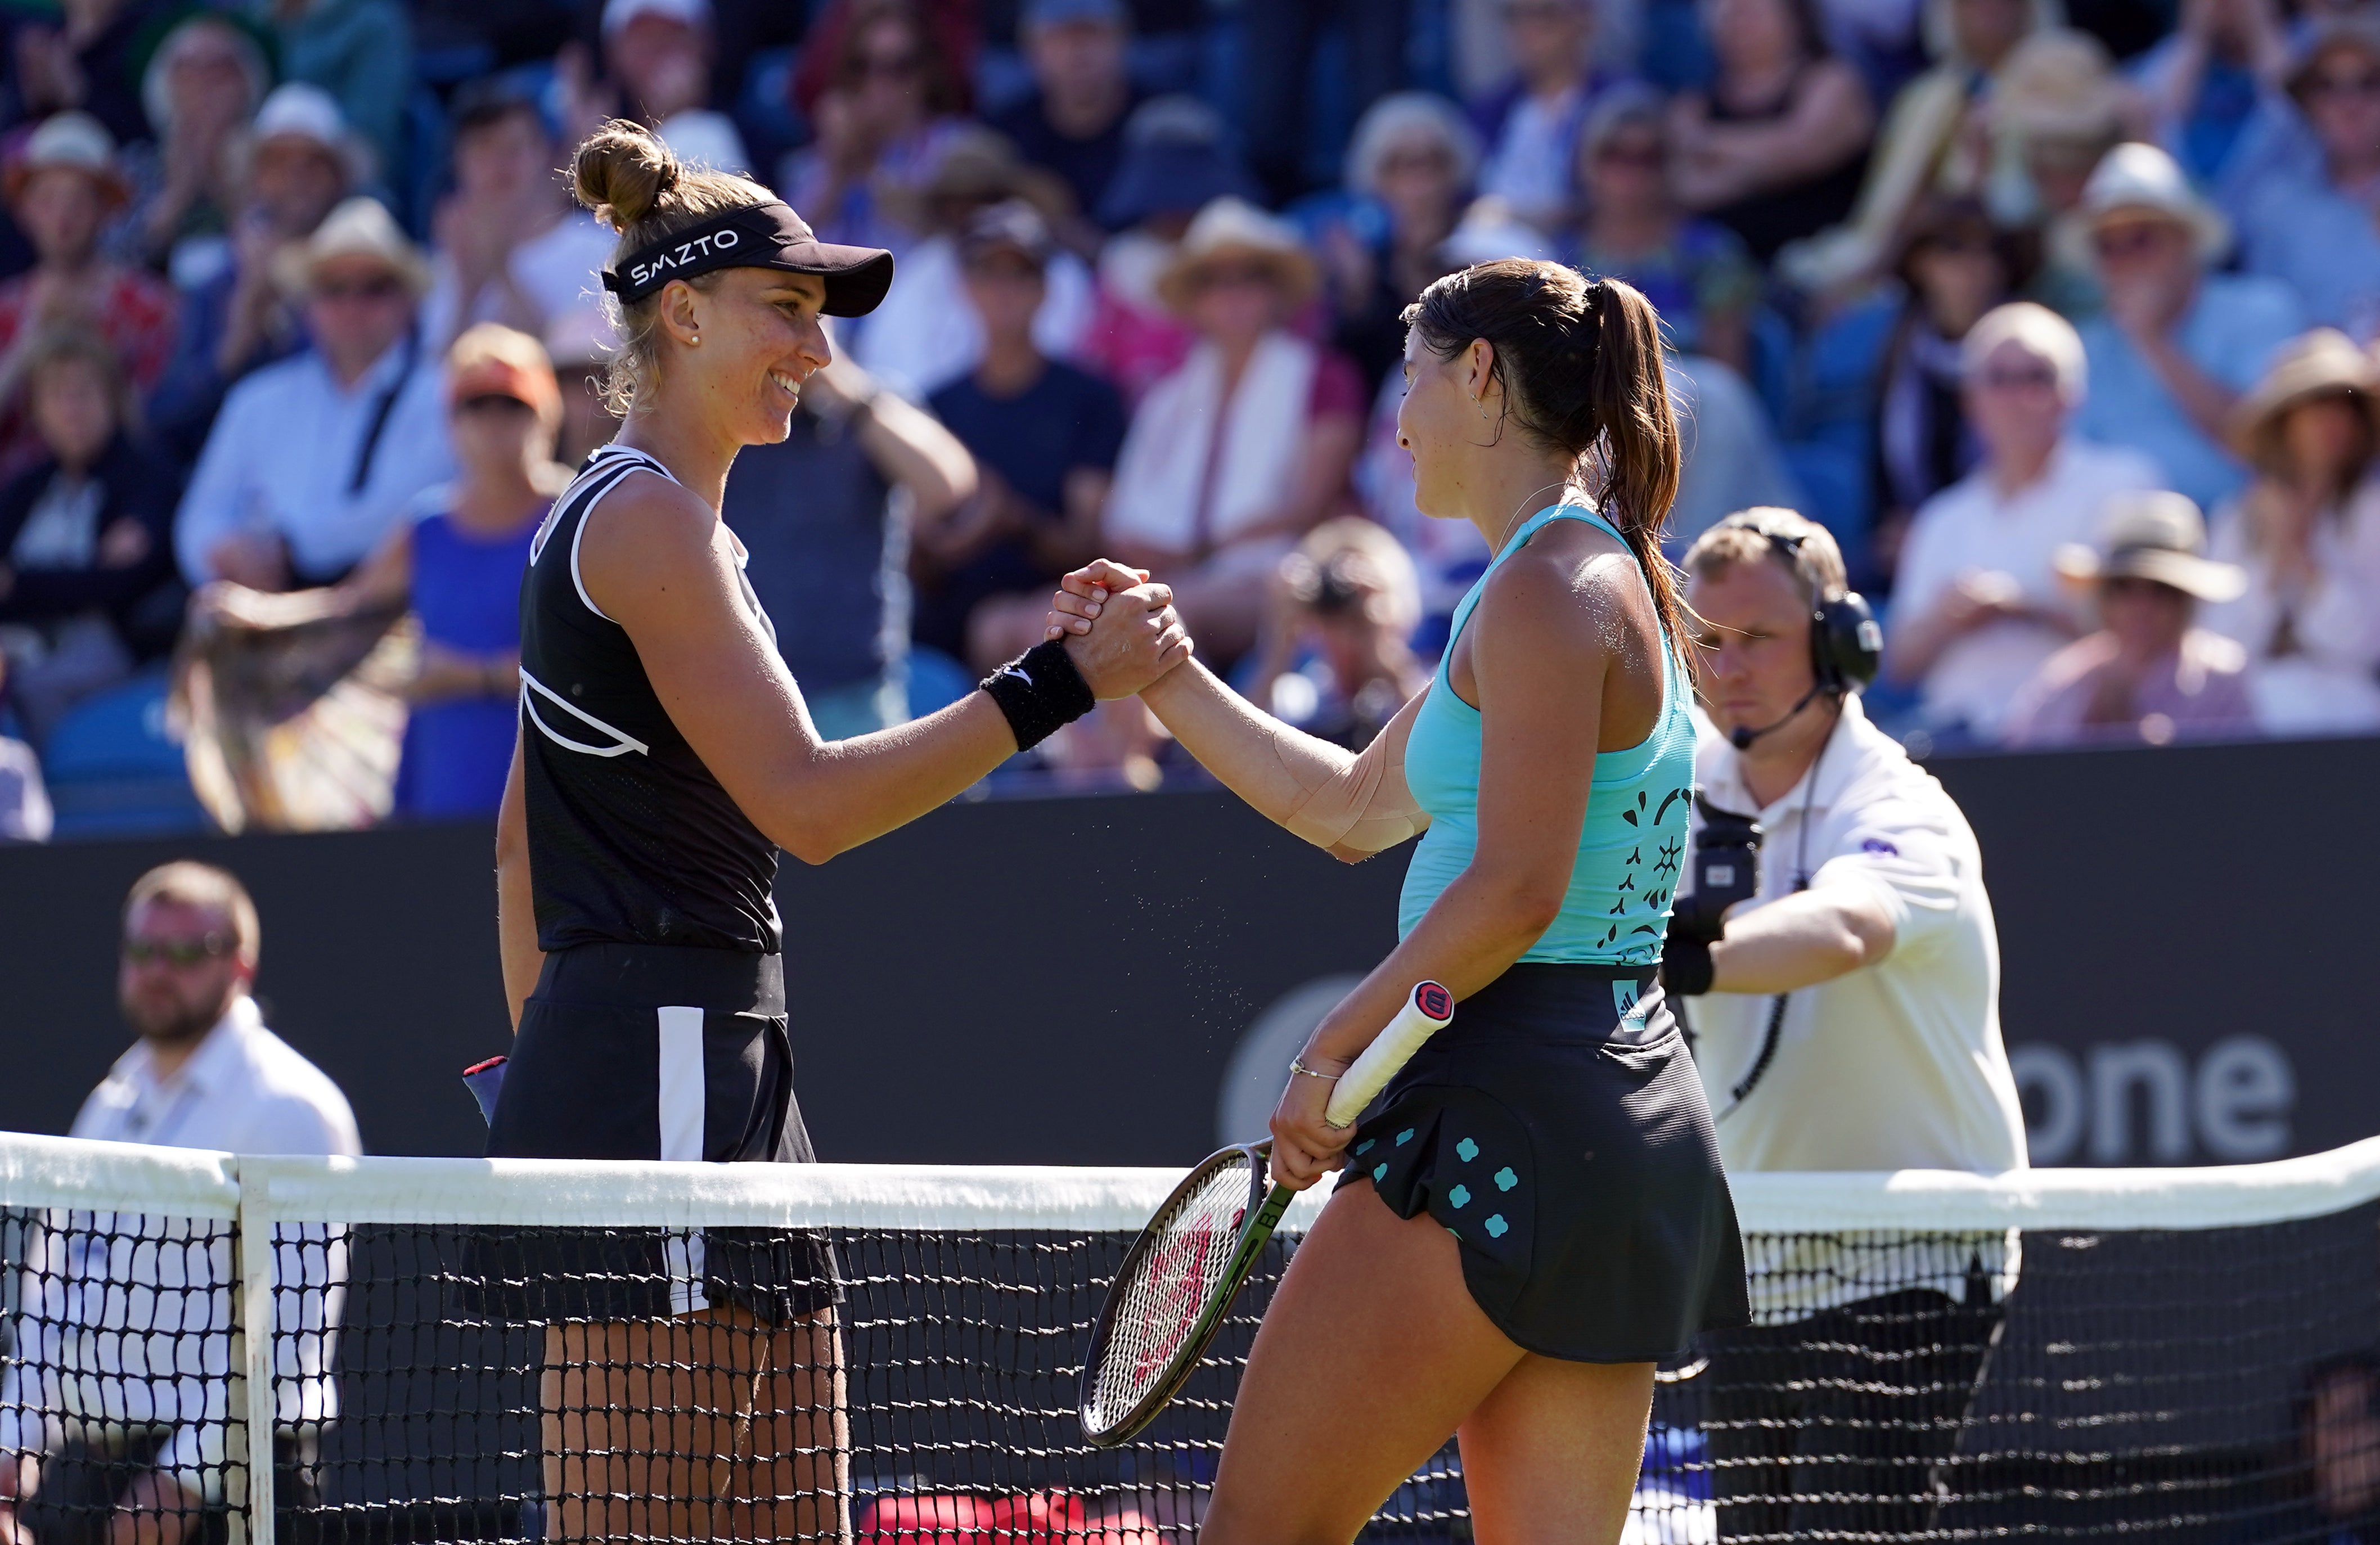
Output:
top-left (1401, 260), bottom-right (1688, 656)
top-left (569, 118), bottom-right (781, 415)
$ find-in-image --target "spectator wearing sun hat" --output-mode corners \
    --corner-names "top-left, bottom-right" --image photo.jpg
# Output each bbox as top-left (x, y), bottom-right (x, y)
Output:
top-left (1100, 195), bottom-right (1366, 665)
top-left (2201, 327), bottom-right (2380, 733)
top-left (151, 84), bottom-right (373, 463)
top-left (2237, 18), bottom-right (2380, 340)
top-left (0, 112), bottom-right (178, 484)
top-left (174, 196), bottom-right (454, 591)
top-left (2072, 141), bottom-right (2306, 514)
top-left (2003, 490), bottom-right (2256, 746)
top-left (123, 13), bottom-right (275, 281)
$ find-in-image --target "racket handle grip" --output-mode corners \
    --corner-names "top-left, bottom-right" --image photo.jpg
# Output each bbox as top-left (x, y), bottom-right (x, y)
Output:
top-left (1324, 981), bottom-right (1455, 1129)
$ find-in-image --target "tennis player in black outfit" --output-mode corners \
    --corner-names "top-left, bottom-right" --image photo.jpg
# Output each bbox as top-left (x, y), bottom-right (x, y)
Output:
top-left (488, 120), bottom-right (1188, 1543)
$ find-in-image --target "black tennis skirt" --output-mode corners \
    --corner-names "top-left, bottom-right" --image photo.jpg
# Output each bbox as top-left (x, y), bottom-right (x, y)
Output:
top-left (1337, 962), bottom-right (1750, 1362)
top-left (479, 941), bottom-right (839, 1323)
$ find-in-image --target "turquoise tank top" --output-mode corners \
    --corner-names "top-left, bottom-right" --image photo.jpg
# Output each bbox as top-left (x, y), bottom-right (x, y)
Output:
top-left (1397, 503), bottom-right (1697, 965)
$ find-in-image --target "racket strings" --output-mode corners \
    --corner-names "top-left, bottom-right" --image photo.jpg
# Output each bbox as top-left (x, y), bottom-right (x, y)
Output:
top-left (1085, 1159), bottom-right (1255, 1433)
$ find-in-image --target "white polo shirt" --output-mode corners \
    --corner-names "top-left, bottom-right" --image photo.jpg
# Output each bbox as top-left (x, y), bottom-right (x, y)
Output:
top-left (1684, 696), bottom-right (2028, 1316)
top-left (0, 999), bottom-right (359, 1496)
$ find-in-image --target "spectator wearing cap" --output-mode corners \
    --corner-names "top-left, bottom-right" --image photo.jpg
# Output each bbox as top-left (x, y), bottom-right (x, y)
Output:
top-left (195, 323), bottom-right (565, 816)
top-left (1319, 92), bottom-right (1479, 397)
top-left (2202, 328), bottom-right (2380, 733)
top-left (0, 113), bottom-right (177, 483)
top-left (1468, 0), bottom-right (1630, 233)
top-left (264, 0), bottom-right (413, 175)
top-left (174, 196), bottom-right (453, 591)
top-left (849, 126), bottom-right (1094, 400)
top-left (121, 14), bottom-right (272, 280)
top-left (1562, 83), bottom-right (1757, 375)
top-left (0, 328), bottom-right (183, 746)
top-left (1671, 0), bottom-right (1875, 267)
top-left (1888, 300), bottom-right (2165, 737)
top-left (919, 201), bottom-right (1127, 673)
top-left (986, 0), bottom-right (1142, 244)
top-left (2238, 19), bottom-right (2380, 340)
top-left (2003, 492), bottom-right (2255, 745)
top-left (721, 335), bottom-right (977, 740)
top-left (8, 0), bottom-right (171, 150)
top-left (1078, 94), bottom-right (1259, 405)
top-left (1101, 196), bottom-right (1365, 664)
top-left (422, 80), bottom-right (615, 354)
top-left (2072, 141), bottom-right (2306, 514)
top-left (781, 0), bottom-right (973, 254)
top-left (150, 84), bottom-right (368, 461)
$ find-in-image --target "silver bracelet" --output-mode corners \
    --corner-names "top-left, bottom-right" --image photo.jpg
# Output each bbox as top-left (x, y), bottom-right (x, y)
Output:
top-left (1288, 1058), bottom-right (1341, 1082)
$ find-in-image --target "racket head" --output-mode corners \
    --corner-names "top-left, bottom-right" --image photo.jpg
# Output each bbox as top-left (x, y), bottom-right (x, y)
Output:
top-left (1079, 1142), bottom-right (1285, 1447)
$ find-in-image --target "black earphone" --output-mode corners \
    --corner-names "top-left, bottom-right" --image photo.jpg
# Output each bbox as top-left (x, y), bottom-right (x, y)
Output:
top-left (1721, 517), bottom-right (1885, 749)
top-left (1748, 520), bottom-right (1883, 693)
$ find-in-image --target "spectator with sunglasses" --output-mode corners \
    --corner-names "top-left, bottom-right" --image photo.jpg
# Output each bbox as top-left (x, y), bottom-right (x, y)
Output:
top-left (2239, 20), bottom-right (2380, 340)
top-left (173, 197), bottom-right (455, 591)
top-left (0, 861), bottom-right (356, 1545)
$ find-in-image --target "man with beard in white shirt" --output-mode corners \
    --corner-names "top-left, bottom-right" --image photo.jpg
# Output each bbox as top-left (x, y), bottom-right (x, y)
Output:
top-left (1663, 508), bottom-right (2027, 1543)
top-left (0, 862), bottom-right (358, 1545)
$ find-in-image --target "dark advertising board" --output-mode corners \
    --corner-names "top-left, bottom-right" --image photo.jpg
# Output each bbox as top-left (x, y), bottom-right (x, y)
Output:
top-left (0, 735), bottom-right (2372, 1168)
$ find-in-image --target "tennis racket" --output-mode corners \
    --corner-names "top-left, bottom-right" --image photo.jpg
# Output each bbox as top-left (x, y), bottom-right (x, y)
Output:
top-left (1078, 980), bottom-right (1456, 1447)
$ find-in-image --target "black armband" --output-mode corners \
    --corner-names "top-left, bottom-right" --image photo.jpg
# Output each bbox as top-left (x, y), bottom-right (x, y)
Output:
top-left (980, 639), bottom-right (1096, 752)
top-left (1662, 930), bottom-right (1715, 998)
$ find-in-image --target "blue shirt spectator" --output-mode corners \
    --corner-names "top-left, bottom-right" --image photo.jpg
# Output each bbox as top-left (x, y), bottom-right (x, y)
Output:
top-left (395, 503), bottom-right (534, 817)
top-left (1470, 0), bottom-right (1626, 231)
top-left (174, 199), bottom-right (455, 587)
top-left (2238, 19), bottom-right (2380, 340)
top-left (2070, 142), bottom-right (2305, 512)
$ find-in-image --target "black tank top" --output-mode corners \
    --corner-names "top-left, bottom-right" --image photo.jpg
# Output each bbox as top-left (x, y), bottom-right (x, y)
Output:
top-left (1703, 62), bottom-right (1869, 263)
top-left (518, 443), bottom-right (783, 954)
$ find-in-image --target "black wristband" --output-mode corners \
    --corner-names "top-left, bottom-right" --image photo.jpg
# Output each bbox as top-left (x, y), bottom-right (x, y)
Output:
top-left (980, 638), bottom-right (1096, 752)
top-left (1662, 930), bottom-right (1715, 998)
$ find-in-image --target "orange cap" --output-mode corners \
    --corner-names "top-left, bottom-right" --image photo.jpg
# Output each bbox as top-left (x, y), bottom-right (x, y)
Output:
top-left (446, 322), bottom-right (561, 422)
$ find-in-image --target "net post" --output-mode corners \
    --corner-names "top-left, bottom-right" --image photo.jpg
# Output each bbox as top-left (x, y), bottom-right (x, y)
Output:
top-left (232, 1159), bottom-right (278, 1545)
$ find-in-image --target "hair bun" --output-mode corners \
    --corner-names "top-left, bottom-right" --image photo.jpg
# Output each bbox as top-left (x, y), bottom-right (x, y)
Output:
top-left (572, 119), bottom-right (682, 232)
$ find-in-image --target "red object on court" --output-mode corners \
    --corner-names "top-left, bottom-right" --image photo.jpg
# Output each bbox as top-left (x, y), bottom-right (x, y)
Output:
top-left (857, 1492), bottom-right (1148, 1542)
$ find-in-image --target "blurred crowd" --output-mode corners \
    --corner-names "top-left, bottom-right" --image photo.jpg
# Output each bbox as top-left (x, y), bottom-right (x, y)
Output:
top-left (0, 0), bottom-right (2375, 838)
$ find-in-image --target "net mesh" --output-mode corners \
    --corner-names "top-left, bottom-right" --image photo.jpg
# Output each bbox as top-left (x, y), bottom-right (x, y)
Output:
top-left (1, 1135), bottom-right (2377, 1544)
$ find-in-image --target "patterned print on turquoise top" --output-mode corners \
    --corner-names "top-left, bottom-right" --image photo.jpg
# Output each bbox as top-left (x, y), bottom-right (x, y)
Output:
top-left (1397, 503), bottom-right (1696, 965)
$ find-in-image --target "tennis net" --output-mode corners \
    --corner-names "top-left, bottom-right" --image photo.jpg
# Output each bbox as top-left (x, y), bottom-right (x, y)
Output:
top-left (2, 1129), bottom-right (2377, 1543)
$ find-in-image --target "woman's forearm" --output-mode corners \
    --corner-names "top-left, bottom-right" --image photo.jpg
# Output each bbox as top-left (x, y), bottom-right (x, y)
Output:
top-left (1141, 659), bottom-right (1357, 826)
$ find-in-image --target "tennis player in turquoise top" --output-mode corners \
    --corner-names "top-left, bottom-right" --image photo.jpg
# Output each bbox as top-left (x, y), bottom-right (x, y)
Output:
top-left (1049, 259), bottom-right (1748, 1543)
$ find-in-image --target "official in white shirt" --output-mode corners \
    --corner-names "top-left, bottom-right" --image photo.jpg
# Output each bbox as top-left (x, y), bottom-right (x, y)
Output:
top-left (0, 862), bottom-right (358, 1545)
top-left (1663, 510), bottom-right (2027, 1543)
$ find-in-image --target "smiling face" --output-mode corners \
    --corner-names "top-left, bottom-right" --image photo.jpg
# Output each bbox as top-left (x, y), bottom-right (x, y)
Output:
top-left (658, 267), bottom-right (833, 445)
top-left (1685, 555), bottom-right (1817, 742)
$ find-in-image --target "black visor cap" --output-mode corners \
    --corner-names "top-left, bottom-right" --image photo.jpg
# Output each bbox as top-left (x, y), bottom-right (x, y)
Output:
top-left (602, 202), bottom-right (896, 317)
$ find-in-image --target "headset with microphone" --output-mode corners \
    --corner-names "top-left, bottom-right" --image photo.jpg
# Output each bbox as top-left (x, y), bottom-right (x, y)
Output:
top-left (1725, 521), bottom-right (1886, 750)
